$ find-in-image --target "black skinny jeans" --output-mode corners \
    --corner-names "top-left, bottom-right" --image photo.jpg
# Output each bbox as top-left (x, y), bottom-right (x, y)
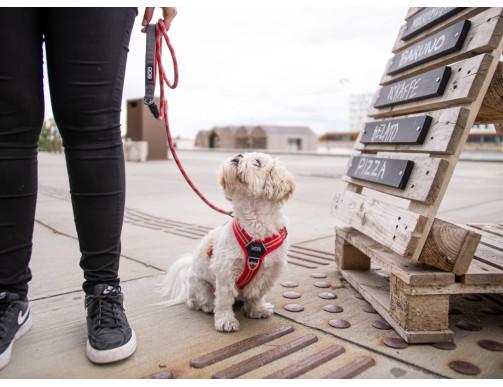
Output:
top-left (0, 8), bottom-right (137, 298)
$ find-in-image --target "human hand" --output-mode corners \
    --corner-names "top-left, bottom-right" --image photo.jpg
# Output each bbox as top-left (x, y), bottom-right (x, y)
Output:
top-left (141, 7), bottom-right (177, 32)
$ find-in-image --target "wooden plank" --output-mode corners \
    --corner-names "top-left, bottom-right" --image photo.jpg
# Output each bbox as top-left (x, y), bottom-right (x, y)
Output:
top-left (463, 225), bottom-right (503, 252)
top-left (189, 325), bottom-right (294, 368)
top-left (374, 66), bottom-right (452, 109)
top-left (419, 218), bottom-right (480, 275)
top-left (332, 190), bottom-right (427, 257)
top-left (404, 7), bottom-right (424, 21)
top-left (397, 282), bottom-right (503, 295)
top-left (341, 269), bottom-right (454, 343)
top-left (369, 53), bottom-right (494, 119)
top-left (383, 8), bottom-right (503, 86)
top-left (461, 259), bottom-right (503, 285)
top-left (354, 107), bottom-right (470, 154)
top-left (212, 334), bottom-right (318, 379)
top-left (390, 19), bottom-right (471, 75)
top-left (400, 7), bottom-right (466, 41)
top-left (392, 8), bottom-right (488, 53)
top-left (335, 226), bottom-right (454, 286)
top-left (467, 222), bottom-right (503, 238)
top-left (343, 155), bottom-right (449, 204)
top-left (264, 345), bottom-right (345, 379)
top-left (322, 356), bottom-right (376, 379)
top-left (474, 243), bottom-right (503, 270)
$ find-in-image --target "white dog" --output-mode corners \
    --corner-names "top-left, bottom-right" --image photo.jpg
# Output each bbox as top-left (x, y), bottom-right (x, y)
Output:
top-left (161, 152), bottom-right (295, 332)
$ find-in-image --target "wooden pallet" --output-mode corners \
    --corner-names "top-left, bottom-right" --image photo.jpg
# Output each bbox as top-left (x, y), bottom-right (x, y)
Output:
top-left (332, 7), bottom-right (503, 343)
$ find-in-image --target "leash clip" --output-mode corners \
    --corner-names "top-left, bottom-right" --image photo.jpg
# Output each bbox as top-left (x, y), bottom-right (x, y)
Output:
top-left (143, 97), bottom-right (160, 119)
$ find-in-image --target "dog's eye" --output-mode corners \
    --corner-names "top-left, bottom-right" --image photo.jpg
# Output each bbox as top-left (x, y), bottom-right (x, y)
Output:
top-left (253, 159), bottom-right (261, 168)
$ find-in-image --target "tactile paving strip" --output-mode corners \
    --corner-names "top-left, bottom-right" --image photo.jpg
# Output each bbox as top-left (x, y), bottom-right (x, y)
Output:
top-left (182, 325), bottom-right (376, 379)
top-left (38, 184), bottom-right (212, 239)
top-left (271, 242), bottom-right (503, 378)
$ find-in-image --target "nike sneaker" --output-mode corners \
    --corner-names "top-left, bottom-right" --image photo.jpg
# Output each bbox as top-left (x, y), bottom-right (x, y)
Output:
top-left (0, 291), bottom-right (32, 371)
top-left (85, 284), bottom-right (136, 364)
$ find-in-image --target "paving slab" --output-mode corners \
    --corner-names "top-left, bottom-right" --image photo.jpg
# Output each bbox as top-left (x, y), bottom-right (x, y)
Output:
top-left (27, 223), bottom-right (160, 300)
top-left (0, 275), bottom-right (441, 379)
top-left (1, 150), bottom-right (502, 379)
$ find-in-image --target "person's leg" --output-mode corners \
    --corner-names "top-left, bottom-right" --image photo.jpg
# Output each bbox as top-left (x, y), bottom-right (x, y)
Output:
top-left (43, 8), bottom-right (137, 294)
top-left (0, 8), bottom-right (43, 370)
top-left (0, 8), bottom-right (44, 301)
top-left (42, 7), bottom-right (137, 364)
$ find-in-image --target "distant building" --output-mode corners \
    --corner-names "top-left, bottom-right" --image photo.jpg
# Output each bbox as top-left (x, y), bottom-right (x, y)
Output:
top-left (349, 93), bottom-right (374, 132)
top-left (195, 125), bottom-right (318, 152)
top-left (466, 124), bottom-right (503, 151)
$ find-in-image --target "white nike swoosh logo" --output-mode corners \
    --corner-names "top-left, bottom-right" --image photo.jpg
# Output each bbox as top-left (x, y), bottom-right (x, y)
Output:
top-left (18, 308), bottom-right (30, 325)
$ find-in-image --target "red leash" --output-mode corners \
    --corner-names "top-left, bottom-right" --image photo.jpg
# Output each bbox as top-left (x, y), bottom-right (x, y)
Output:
top-left (150, 19), bottom-right (232, 217)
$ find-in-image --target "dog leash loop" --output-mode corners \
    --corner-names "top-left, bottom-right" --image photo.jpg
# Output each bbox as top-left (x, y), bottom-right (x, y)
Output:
top-left (144, 19), bottom-right (232, 217)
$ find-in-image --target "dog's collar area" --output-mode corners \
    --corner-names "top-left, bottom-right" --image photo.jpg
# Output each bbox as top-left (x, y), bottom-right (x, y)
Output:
top-left (233, 218), bottom-right (287, 289)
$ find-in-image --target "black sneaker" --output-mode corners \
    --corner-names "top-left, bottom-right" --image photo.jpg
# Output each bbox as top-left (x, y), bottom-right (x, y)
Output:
top-left (85, 284), bottom-right (136, 364)
top-left (0, 291), bottom-right (32, 371)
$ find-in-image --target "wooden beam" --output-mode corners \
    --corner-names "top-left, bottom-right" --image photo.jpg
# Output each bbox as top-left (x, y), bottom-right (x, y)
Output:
top-left (475, 61), bottom-right (503, 124)
top-left (419, 218), bottom-right (481, 275)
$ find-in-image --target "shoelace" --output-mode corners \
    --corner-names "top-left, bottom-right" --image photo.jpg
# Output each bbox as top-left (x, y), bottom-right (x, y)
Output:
top-left (86, 294), bottom-right (124, 331)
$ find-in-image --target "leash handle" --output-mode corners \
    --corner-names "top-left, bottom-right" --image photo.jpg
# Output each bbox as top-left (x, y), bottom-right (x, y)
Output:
top-left (143, 24), bottom-right (159, 118)
top-left (145, 20), bottom-right (233, 218)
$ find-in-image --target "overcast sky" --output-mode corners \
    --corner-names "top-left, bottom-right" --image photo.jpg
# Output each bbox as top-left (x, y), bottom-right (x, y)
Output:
top-left (42, 5), bottom-right (409, 138)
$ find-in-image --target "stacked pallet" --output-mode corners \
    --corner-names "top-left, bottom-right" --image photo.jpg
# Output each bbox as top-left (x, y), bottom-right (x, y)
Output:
top-left (332, 7), bottom-right (503, 343)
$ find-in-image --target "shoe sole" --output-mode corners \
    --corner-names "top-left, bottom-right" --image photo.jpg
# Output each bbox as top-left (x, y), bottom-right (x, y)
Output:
top-left (0, 314), bottom-right (33, 371)
top-left (86, 329), bottom-right (137, 364)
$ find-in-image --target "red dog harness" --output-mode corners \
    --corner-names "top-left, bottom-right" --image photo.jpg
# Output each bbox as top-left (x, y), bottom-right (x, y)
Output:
top-left (233, 218), bottom-right (287, 289)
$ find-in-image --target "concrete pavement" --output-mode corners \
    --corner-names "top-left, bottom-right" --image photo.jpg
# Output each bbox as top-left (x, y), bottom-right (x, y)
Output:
top-left (1, 149), bottom-right (502, 379)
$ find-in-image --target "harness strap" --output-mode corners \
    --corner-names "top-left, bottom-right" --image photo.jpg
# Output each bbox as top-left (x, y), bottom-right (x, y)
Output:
top-left (233, 219), bottom-right (287, 289)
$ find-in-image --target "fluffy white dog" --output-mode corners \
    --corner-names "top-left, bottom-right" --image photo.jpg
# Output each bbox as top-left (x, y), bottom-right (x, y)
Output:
top-left (161, 152), bottom-right (295, 332)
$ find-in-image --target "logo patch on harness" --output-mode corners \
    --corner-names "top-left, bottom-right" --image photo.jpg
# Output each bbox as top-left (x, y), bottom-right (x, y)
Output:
top-left (245, 242), bottom-right (267, 270)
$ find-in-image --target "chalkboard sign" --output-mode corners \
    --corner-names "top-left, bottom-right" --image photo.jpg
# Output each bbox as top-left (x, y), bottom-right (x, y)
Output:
top-left (401, 7), bottom-right (465, 41)
top-left (374, 66), bottom-right (451, 108)
top-left (388, 20), bottom-right (471, 75)
top-left (347, 156), bottom-right (414, 189)
top-left (360, 115), bottom-right (432, 145)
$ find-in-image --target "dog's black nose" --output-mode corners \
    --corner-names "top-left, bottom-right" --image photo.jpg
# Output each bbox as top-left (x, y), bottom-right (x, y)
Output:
top-left (231, 154), bottom-right (243, 164)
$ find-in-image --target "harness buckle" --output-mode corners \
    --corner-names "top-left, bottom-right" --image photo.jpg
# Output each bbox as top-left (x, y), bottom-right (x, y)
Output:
top-left (247, 257), bottom-right (260, 271)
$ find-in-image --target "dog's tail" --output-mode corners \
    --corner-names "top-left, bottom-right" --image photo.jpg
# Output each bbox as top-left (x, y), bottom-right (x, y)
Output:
top-left (159, 254), bottom-right (192, 306)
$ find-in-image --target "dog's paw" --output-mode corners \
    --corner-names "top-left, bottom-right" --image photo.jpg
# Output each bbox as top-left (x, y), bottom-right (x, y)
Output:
top-left (201, 304), bottom-right (214, 314)
top-left (244, 302), bottom-right (274, 319)
top-left (214, 315), bottom-right (240, 332)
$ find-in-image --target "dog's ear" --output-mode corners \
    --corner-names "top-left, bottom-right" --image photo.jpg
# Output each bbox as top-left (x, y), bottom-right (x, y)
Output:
top-left (265, 162), bottom-right (295, 203)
